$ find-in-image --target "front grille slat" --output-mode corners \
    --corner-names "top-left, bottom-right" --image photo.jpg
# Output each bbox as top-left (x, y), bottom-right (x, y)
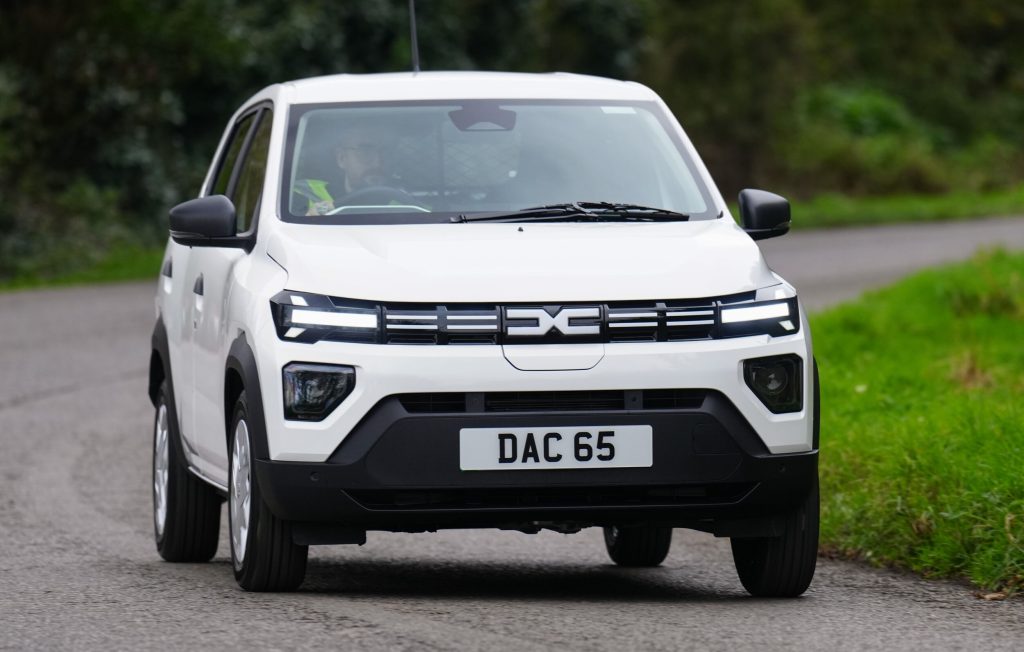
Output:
top-left (397, 389), bottom-right (706, 414)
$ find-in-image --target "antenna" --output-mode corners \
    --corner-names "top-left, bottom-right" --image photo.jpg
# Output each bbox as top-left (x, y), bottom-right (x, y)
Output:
top-left (408, 0), bottom-right (421, 73)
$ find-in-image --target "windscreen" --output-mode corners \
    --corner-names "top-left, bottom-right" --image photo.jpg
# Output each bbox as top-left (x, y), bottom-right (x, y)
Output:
top-left (280, 100), bottom-right (716, 224)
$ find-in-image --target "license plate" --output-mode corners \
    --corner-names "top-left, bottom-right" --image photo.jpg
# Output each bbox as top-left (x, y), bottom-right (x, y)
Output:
top-left (459, 426), bottom-right (653, 471)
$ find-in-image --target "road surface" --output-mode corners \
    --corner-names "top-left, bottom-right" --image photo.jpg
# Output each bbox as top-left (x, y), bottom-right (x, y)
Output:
top-left (2, 216), bottom-right (1023, 650)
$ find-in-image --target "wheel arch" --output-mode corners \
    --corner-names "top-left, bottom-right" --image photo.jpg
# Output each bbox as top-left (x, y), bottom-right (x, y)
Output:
top-left (149, 317), bottom-right (188, 467)
top-left (225, 332), bottom-right (272, 460)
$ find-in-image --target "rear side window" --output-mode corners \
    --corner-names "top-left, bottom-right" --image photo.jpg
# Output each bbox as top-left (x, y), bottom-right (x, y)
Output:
top-left (210, 112), bottom-right (257, 197)
top-left (232, 110), bottom-right (273, 233)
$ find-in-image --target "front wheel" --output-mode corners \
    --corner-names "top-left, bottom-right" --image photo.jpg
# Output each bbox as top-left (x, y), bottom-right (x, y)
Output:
top-left (229, 391), bottom-right (308, 591)
top-left (730, 479), bottom-right (819, 597)
top-left (603, 526), bottom-right (673, 567)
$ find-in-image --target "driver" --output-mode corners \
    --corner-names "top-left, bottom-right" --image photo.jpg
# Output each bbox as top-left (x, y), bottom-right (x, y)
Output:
top-left (292, 124), bottom-right (397, 215)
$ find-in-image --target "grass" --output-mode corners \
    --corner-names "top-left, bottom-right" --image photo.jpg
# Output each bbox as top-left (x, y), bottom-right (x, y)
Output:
top-left (794, 184), bottom-right (1024, 229)
top-left (811, 249), bottom-right (1024, 593)
top-left (0, 245), bottom-right (164, 292)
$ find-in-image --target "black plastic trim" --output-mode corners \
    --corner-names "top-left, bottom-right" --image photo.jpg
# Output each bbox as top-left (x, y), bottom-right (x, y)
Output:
top-left (149, 318), bottom-right (187, 469)
top-left (225, 332), bottom-right (271, 460)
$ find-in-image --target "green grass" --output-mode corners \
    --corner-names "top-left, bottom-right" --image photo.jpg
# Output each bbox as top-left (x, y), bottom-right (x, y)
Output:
top-left (0, 245), bottom-right (164, 292)
top-left (811, 249), bottom-right (1024, 592)
top-left (795, 184), bottom-right (1024, 229)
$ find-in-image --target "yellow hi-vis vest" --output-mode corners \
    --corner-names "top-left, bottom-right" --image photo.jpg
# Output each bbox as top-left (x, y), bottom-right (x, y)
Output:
top-left (292, 179), bottom-right (334, 215)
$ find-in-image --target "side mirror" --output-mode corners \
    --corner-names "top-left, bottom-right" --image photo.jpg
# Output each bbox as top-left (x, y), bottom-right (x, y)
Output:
top-left (169, 195), bottom-right (248, 248)
top-left (739, 189), bottom-right (790, 241)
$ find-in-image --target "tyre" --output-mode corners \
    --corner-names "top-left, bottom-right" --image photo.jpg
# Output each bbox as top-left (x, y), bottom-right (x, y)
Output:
top-left (730, 478), bottom-right (819, 597)
top-left (229, 390), bottom-right (308, 591)
top-left (603, 526), bottom-right (673, 567)
top-left (153, 380), bottom-right (221, 562)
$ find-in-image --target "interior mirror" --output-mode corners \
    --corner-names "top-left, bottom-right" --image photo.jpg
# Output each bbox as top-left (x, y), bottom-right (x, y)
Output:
top-left (738, 189), bottom-right (791, 241)
top-left (168, 195), bottom-right (246, 248)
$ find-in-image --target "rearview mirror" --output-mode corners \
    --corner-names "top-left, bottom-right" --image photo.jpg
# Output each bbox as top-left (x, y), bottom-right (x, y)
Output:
top-left (169, 195), bottom-right (248, 249)
top-left (739, 189), bottom-right (790, 241)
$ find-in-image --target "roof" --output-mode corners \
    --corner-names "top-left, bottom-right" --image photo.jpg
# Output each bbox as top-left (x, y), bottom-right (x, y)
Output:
top-left (278, 71), bottom-right (659, 104)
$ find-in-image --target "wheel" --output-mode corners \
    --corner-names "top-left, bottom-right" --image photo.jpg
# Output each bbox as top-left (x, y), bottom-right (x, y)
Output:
top-left (603, 526), bottom-right (673, 567)
top-left (229, 390), bottom-right (308, 591)
top-left (152, 380), bottom-right (220, 562)
top-left (730, 478), bottom-right (819, 597)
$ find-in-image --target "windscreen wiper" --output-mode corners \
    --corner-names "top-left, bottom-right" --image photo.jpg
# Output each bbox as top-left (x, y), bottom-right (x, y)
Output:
top-left (452, 201), bottom-right (689, 223)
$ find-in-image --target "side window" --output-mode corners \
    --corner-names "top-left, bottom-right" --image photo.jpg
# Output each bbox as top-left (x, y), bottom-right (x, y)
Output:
top-left (231, 110), bottom-right (273, 233)
top-left (209, 112), bottom-right (257, 197)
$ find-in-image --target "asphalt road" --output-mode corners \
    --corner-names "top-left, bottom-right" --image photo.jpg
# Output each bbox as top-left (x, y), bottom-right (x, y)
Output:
top-left (2, 216), bottom-right (1023, 650)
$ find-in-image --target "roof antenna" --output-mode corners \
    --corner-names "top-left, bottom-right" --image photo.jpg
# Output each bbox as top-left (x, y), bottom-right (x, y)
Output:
top-left (408, 0), bottom-right (421, 73)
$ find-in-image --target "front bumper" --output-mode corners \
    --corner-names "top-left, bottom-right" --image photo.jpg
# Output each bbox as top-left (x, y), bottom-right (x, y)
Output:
top-left (258, 329), bottom-right (814, 461)
top-left (255, 390), bottom-right (818, 539)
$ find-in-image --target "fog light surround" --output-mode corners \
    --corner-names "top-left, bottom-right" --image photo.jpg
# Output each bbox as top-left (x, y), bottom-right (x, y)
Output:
top-left (283, 362), bottom-right (355, 421)
top-left (743, 354), bottom-right (802, 413)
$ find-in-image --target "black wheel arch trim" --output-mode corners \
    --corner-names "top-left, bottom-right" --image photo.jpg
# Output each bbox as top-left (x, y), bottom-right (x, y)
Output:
top-left (149, 317), bottom-right (189, 468)
top-left (812, 356), bottom-right (820, 450)
top-left (226, 332), bottom-right (272, 461)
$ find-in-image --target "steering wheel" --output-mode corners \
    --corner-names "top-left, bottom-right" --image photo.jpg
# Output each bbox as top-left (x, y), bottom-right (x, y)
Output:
top-left (333, 185), bottom-right (418, 208)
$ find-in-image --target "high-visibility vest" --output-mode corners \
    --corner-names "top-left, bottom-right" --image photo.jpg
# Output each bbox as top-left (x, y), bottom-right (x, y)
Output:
top-left (293, 179), bottom-right (334, 215)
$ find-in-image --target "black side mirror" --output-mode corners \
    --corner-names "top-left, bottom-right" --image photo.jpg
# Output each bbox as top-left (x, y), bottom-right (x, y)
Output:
top-left (739, 189), bottom-right (791, 241)
top-left (169, 195), bottom-right (248, 249)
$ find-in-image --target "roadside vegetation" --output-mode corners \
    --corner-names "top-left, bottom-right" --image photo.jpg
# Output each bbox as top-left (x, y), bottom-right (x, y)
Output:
top-left (0, 245), bottom-right (163, 292)
top-left (813, 249), bottom-right (1024, 594)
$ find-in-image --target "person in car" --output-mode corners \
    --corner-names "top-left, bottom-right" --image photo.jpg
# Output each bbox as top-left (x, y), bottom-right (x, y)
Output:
top-left (292, 125), bottom-right (395, 215)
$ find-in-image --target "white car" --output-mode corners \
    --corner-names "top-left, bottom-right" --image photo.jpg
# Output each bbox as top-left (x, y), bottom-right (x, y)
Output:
top-left (149, 71), bottom-right (819, 594)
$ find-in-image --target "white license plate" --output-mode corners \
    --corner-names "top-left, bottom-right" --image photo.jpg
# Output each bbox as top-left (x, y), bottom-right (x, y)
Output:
top-left (459, 426), bottom-right (653, 471)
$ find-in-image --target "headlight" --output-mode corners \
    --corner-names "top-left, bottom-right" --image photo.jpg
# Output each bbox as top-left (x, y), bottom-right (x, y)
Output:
top-left (282, 362), bottom-right (355, 421)
top-left (718, 284), bottom-right (800, 338)
top-left (271, 291), bottom-right (379, 344)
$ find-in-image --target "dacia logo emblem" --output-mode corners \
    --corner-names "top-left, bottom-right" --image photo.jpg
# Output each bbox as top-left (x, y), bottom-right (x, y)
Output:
top-left (505, 306), bottom-right (600, 337)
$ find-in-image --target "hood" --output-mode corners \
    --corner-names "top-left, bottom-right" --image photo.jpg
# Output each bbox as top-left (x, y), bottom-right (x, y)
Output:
top-left (265, 219), bottom-right (777, 303)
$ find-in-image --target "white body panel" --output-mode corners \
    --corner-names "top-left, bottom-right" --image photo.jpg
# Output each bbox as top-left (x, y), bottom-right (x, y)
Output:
top-left (155, 71), bottom-right (814, 489)
top-left (265, 220), bottom-right (776, 303)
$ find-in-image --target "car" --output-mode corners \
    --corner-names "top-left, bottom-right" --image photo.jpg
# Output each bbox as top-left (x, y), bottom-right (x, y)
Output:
top-left (148, 71), bottom-right (819, 595)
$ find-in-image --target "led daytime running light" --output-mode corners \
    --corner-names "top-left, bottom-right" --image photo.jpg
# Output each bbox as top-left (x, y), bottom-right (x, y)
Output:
top-left (720, 301), bottom-right (791, 324)
top-left (288, 308), bottom-right (377, 329)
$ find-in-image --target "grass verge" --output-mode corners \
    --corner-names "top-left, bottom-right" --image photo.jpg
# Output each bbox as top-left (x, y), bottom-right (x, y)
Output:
top-left (812, 249), bottom-right (1024, 593)
top-left (794, 184), bottom-right (1024, 229)
top-left (0, 245), bottom-right (164, 292)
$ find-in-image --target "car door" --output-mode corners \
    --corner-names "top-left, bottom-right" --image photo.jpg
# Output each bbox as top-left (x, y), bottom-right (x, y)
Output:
top-left (189, 106), bottom-right (274, 479)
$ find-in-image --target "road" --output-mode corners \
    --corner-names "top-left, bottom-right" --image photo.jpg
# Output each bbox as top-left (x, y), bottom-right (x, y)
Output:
top-left (1, 216), bottom-right (1023, 650)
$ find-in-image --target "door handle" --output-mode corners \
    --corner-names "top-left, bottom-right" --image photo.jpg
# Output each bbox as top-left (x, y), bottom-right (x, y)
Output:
top-left (192, 275), bottom-right (204, 328)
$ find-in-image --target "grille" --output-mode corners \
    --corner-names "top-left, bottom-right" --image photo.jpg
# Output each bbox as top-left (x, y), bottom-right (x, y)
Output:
top-left (642, 389), bottom-right (706, 410)
top-left (384, 305), bottom-right (500, 345)
top-left (396, 389), bottom-right (706, 413)
top-left (347, 483), bottom-right (755, 511)
top-left (375, 295), bottom-right (756, 345)
top-left (485, 391), bottom-right (624, 412)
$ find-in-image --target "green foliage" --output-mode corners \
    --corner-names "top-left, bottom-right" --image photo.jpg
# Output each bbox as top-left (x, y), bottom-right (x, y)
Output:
top-left (813, 250), bottom-right (1024, 592)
